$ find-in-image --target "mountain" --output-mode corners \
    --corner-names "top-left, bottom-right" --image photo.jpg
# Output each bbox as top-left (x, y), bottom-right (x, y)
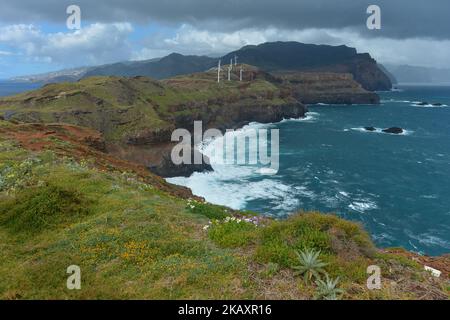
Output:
top-left (378, 64), bottom-right (398, 85)
top-left (8, 54), bottom-right (216, 84)
top-left (222, 42), bottom-right (392, 91)
top-left (83, 53), bottom-right (217, 80)
top-left (384, 64), bottom-right (450, 84)
top-left (11, 42), bottom-right (392, 91)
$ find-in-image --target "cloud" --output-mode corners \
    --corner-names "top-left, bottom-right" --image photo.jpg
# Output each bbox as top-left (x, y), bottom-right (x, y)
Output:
top-left (133, 24), bottom-right (450, 69)
top-left (0, 23), bottom-right (133, 66)
top-left (0, 1), bottom-right (449, 74)
top-left (0, 0), bottom-right (448, 40)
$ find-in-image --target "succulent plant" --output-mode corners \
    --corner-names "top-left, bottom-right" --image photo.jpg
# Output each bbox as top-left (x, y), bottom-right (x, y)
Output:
top-left (292, 248), bottom-right (328, 283)
top-left (314, 275), bottom-right (344, 300)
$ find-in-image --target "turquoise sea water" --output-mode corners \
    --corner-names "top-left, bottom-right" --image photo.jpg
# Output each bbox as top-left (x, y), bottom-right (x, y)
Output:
top-left (169, 85), bottom-right (450, 256)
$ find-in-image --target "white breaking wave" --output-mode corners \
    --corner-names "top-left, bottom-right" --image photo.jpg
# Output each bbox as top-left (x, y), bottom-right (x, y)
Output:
top-left (349, 127), bottom-right (413, 136)
top-left (167, 118), bottom-right (318, 212)
top-left (381, 99), bottom-right (412, 103)
top-left (405, 230), bottom-right (450, 251)
top-left (411, 103), bottom-right (448, 108)
top-left (281, 111), bottom-right (320, 123)
top-left (348, 200), bottom-right (378, 213)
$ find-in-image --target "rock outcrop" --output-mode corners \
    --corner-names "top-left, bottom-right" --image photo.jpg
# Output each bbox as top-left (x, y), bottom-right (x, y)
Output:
top-left (222, 42), bottom-right (392, 91)
top-left (382, 127), bottom-right (404, 134)
top-left (277, 72), bottom-right (380, 105)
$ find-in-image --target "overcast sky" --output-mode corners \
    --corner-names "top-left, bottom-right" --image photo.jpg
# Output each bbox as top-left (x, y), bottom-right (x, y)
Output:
top-left (0, 0), bottom-right (449, 78)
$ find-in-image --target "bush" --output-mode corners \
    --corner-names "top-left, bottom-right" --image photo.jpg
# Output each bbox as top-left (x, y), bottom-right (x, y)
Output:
top-left (0, 183), bottom-right (93, 233)
top-left (208, 217), bottom-right (258, 248)
top-left (186, 199), bottom-right (230, 220)
top-left (254, 212), bottom-right (375, 267)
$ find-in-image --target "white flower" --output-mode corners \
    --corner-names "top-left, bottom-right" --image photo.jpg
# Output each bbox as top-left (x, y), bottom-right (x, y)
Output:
top-left (203, 225), bottom-right (209, 231)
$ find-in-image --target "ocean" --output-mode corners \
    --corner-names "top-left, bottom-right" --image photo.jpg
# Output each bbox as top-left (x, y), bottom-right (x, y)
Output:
top-left (0, 80), bottom-right (42, 97)
top-left (168, 85), bottom-right (450, 256)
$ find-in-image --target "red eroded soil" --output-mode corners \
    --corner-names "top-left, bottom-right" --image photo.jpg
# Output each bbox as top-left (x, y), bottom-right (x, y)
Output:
top-left (1, 122), bottom-right (196, 199)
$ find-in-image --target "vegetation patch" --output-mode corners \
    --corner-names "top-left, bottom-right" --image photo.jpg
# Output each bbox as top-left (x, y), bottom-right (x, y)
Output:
top-left (207, 217), bottom-right (259, 248)
top-left (186, 199), bottom-right (230, 220)
top-left (0, 120), bottom-right (447, 300)
top-left (0, 183), bottom-right (93, 233)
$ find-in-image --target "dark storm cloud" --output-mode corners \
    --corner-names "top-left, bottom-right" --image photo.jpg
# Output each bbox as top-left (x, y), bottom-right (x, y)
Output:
top-left (0, 0), bottom-right (449, 39)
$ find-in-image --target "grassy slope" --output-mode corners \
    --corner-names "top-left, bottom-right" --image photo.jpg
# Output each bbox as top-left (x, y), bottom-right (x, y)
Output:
top-left (0, 68), bottom-right (293, 143)
top-left (0, 120), bottom-right (448, 300)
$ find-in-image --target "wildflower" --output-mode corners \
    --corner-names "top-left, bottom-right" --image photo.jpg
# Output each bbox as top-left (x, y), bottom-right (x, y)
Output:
top-left (203, 225), bottom-right (209, 231)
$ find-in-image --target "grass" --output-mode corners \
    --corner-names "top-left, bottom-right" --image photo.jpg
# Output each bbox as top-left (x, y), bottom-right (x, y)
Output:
top-left (0, 126), bottom-right (447, 300)
top-left (253, 213), bottom-right (375, 268)
top-left (0, 148), bottom-right (249, 298)
top-left (208, 218), bottom-right (259, 248)
top-left (0, 72), bottom-right (294, 144)
top-left (0, 183), bottom-right (93, 233)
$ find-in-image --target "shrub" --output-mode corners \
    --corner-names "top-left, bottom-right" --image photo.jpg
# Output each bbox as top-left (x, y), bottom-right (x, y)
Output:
top-left (186, 199), bottom-right (230, 220)
top-left (0, 183), bottom-right (93, 233)
top-left (255, 237), bottom-right (295, 267)
top-left (207, 217), bottom-right (258, 248)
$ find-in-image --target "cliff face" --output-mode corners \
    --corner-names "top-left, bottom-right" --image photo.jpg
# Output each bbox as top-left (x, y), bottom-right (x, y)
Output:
top-left (223, 42), bottom-right (392, 91)
top-left (0, 70), bottom-right (307, 177)
top-left (346, 54), bottom-right (393, 91)
top-left (277, 72), bottom-right (380, 105)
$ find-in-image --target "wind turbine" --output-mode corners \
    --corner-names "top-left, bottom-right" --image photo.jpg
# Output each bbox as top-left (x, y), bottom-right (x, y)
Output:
top-left (217, 60), bottom-right (221, 83)
top-left (228, 59), bottom-right (233, 81)
top-left (234, 54), bottom-right (238, 66)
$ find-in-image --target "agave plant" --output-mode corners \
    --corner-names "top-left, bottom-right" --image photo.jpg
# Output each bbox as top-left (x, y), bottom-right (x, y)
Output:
top-left (292, 249), bottom-right (328, 283)
top-left (314, 275), bottom-right (344, 300)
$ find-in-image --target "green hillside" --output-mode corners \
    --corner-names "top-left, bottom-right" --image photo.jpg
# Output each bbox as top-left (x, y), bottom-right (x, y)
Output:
top-left (0, 120), bottom-right (448, 299)
top-left (0, 68), bottom-right (295, 143)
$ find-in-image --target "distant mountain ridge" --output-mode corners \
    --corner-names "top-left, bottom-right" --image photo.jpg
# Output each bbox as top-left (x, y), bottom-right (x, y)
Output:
top-left (384, 64), bottom-right (450, 84)
top-left (10, 41), bottom-right (392, 91)
top-left (10, 66), bottom-right (90, 83)
top-left (83, 53), bottom-right (217, 80)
